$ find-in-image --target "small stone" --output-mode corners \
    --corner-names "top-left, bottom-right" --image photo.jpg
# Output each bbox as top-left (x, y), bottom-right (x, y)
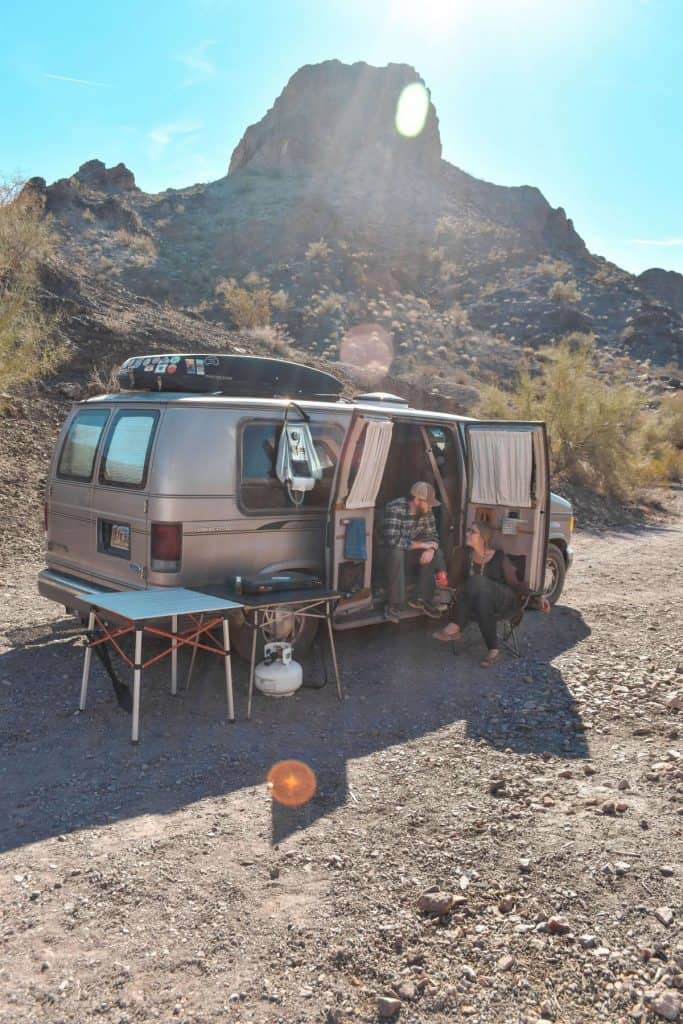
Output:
top-left (546, 916), bottom-right (571, 935)
top-left (618, 779), bottom-right (631, 791)
top-left (649, 989), bottom-right (681, 1021)
top-left (397, 980), bottom-right (416, 1002)
top-left (540, 1000), bottom-right (556, 1020)
top-left (616, 801), bottom-right (630, 813)
top-left (418, 889), bottom-right (454, 915)
top-left (518, 858), bottom-right (532, 873)
top-left (660, 865), bottom-right (675, 877)
top-left (601, 801), bottom-right (617, 816)
top-left (497, 954), bottom-right (515, 971)
top-left (377, 995), bottom-right (402, 1017)
top-left (498, 895), bottom-right (516, 914)
top-left (614, 861), bottom-right (631, 876)
top-left (579, 934), bottom-right (597, 949)
top-left (664, 691), bottom-right (683, 711)
top-left (655, 907), bottom-right (674, 928)
top-left (269, 866), bottom-right (280, 879)
top-left (583, 763), bottom-right (597, 775)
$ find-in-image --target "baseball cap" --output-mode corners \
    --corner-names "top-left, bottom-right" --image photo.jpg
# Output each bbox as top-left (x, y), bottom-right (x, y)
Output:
top-left (410, 481), bottom-right (440, 507)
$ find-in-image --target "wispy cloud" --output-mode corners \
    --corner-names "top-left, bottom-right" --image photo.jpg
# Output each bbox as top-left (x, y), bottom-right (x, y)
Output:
top-left (177, 40), bottom-right (216, 87)
top-left (628, 237), bottom-right (683, 247)
top-left (44, 72), bottom-right (106, 87)
top-left (147, 120), bottom-right (201, 155)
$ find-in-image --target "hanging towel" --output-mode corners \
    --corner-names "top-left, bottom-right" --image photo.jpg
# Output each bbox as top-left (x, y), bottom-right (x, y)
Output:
top-left (344, 518), bottom-right (368, 561)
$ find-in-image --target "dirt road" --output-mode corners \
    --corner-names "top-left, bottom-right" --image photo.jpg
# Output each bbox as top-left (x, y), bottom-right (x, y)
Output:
top-left (1, 497), bottom-right (681, 1024)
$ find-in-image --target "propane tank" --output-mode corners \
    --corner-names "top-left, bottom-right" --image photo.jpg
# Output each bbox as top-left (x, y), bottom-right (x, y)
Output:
top-left (254, 642), bottom-right (303, 697)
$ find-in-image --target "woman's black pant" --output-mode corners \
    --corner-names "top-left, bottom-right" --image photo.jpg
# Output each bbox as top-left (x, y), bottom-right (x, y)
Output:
top-left (451, 575), bottom-right (519, 650)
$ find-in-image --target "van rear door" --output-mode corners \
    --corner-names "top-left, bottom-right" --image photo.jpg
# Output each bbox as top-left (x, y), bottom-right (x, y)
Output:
top-left (88, 407), bottom-right (161, 588)
top-left (327, 412), bottom-right (394, 615)
top-left (47, 407), bottom-right (112, 579)
top-left (464, 422), bottom-right (549, 593)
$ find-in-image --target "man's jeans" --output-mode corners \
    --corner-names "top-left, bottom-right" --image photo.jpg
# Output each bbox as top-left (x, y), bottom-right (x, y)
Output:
top-left (385, 546), bottom-right (447, 607)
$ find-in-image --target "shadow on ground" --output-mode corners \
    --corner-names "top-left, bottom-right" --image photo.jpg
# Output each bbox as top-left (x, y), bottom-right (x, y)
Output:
top-left (0, 603), bottom-right (590, 852)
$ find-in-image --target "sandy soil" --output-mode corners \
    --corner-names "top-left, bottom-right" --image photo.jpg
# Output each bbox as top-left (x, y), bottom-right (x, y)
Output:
top-left (0, 494), bottom-right (682, 1024)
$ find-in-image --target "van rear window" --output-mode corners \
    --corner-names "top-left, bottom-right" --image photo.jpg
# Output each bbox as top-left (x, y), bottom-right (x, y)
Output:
top-left (100, 410), bottom-right (158, 489)
top-left (240, 421), bottom-right (341, 512)
top-left (57, 409), bottom-right (110, 481)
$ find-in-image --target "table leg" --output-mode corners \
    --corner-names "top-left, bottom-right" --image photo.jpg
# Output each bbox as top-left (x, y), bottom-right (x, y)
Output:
top-left (326, 600), bottom-right (343, 702)
top-left (132, 628), bottom-right (143, 744)
top-left (222, 616), bottom-right (235, 723)
top-left (171, 614), bottom-right (178, 695)
top-left (185, 613), bottom-right (202, 692)
top-left (247, 610), bottom-right (258, 721)
top-left (79, 610), bottom-right (96, 711)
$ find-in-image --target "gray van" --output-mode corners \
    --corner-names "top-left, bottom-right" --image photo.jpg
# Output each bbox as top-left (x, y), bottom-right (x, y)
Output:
top-left (38, 356), bottom-right (574, 657)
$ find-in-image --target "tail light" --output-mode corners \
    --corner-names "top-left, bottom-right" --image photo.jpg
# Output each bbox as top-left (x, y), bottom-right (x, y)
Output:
top-left (151, 523), bottom-right (182, 573)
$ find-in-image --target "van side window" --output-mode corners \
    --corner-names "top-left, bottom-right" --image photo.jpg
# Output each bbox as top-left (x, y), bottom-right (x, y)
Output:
top-left (57, 409), bottom-right (110, 482)
top-left (240, 421), bottom-right (341, 511)
top-left (99, 410), bottom-right (159, 489)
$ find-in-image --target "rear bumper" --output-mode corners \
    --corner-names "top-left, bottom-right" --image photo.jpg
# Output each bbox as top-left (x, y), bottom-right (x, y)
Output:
top-left (38, 568), bottom-right (118, 616)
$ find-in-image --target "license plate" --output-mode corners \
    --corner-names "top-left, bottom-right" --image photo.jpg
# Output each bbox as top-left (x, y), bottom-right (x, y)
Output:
top-left (110, 524), bottom-right (130, 551)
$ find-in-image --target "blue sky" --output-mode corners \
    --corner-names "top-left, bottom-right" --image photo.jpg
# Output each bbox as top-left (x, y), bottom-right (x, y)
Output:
top-left (1, 0), bottom-right (682, 274)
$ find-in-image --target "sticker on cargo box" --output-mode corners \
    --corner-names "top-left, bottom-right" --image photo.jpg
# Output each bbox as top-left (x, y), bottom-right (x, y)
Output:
top-left (185, 358), bottom-right (195, 373)
top-left (157, 364), bottom-right (167, 373)
top-left (166, 364), bottom-right (177, 374)
top-left (196, 359), bottom-right (205, 375)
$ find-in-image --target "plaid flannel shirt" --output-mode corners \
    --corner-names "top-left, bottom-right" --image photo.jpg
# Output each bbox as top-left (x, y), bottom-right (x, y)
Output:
top-left (383, 497), bottom-right (439, 551)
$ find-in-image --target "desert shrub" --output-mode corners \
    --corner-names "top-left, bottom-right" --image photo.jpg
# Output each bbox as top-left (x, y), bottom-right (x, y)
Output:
top-left (448, 301), bottom-right (470, 328)
top-left (247, 324), bottom-right (292, 357)
top-left (0, 177), bottom-right (65, 391)
top-left (243, 270), bottom-right (263, 288)
top-left (537, 258), bottom-right (570, 279)
top-left (476, 335), bottom-right (644, 497)
top-left (270, 288), bottom-right (289, 312)
top-left (305, 238), bottom-right (331, 262)
top-left (82, 207), bottom-right (96, 222)
top-left (215, 278), bottom-right (271, 329)
top-left (87, 364), bottom-right (121, 396)
top-left (592, 263), bottom-right (625, 286)
top-left (637, 394), bottom-right (683, 482)
top-left (549, 279), bottom-right (581, 304)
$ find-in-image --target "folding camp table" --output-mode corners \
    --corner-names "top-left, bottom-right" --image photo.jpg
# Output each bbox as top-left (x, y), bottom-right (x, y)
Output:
top-left (192, 587), bottom-right (342, 719)
top-left (79, 588), bottom-right (243, 742)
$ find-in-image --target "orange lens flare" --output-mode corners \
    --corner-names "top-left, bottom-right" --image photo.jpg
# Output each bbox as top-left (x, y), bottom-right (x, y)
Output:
top-left (266, 760), bottom-right (317, 807)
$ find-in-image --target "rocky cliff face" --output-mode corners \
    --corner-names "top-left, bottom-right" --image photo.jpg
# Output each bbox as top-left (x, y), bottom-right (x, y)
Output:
top-left (19, 60), bottom-right (682, 390)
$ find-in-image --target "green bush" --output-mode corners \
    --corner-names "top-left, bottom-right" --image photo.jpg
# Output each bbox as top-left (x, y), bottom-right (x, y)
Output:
top-left (0, 178), bottom-right (65, 391)
top-left (305, 238), bottom-right (331, 262)
top-left (637, 394), bottom-right (683, 482)
top-left (476, 335), bottom-right (645, 497)
top-left (215, 278), bottom-right (271, 329)
top-left (549, 279), bottom-right (581, 304)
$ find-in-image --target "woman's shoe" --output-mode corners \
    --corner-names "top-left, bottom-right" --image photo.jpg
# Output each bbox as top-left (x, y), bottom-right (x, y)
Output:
top-left (432, 625), bottom-right (460, 642)
top-left (480, 649), bottom-right (501, 668)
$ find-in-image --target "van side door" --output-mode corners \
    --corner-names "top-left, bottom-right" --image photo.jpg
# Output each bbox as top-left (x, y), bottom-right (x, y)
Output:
top-left (327, 412), bottom-right (394, 616)
top-left (464, 421), bottom-right (550, 593)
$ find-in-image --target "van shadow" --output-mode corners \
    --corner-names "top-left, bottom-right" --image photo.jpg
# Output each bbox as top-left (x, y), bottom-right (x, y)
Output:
top-left (0, 604), bottom-right (590, 853)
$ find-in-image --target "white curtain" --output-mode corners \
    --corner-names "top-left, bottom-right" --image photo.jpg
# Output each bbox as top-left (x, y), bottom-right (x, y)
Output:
top-left (470, 429), bottom-right (533, 507)
top-left (345, 420), bottom-right (393, 509)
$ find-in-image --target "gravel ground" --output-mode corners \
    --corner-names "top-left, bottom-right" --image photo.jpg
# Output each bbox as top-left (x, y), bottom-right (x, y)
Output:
top-left (1, 493), bottom-right (682, 1024)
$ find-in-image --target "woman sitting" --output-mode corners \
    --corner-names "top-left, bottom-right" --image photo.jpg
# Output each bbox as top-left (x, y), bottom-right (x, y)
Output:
top-left (433, 522), bottom-right (550, 667)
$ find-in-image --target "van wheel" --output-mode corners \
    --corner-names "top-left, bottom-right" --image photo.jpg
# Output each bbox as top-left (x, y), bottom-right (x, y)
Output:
top-left (231, 608), bottom-right (320, 663)
top-left (543, 544), bottom-right (566, 605)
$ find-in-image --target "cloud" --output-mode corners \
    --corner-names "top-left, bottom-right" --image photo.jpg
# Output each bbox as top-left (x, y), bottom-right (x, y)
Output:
top-left (627, 237), bottom-right (683, 247)
top-left (44, 72), bottom-right (106, 87)
top-left (148, 120), bottom-right (201, 151)
top-left (177, 40), bottom-right (216, 87)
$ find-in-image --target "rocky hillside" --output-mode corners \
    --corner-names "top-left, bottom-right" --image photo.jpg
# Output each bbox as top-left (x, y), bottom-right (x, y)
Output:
top-left (20, 60), bottom-right (682, 406)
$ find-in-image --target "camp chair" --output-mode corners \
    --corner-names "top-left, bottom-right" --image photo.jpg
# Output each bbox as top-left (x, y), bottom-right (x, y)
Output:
top-left (498, 597), bottom-right (528, 658)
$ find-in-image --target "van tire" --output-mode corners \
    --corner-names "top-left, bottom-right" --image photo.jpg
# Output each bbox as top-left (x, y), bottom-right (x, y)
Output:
top-left (230, 611), bottom-right (319, 663)
top-left (543, 543), bottom-right (566, 605)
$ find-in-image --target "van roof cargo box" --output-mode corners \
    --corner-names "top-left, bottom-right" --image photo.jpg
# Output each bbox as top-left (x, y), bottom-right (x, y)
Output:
top-left (117, 353), bottom-right (344, 399)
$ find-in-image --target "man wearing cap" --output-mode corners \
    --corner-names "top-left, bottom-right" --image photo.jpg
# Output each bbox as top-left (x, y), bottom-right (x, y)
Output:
top-left (383, 482), bottom-right (448, 621)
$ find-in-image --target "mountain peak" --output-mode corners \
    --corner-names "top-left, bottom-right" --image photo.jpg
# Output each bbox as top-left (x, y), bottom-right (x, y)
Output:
top-left (229, 60), bottom-right (441, 177)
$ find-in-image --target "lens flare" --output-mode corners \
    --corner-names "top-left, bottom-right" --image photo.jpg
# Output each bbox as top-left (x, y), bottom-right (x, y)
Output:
top-left (395, 82), bottom-right (430, 139)
top-left (340, 323), bottom-right (393, 384)
top-left (267, 760), bottom-right (317, 807)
